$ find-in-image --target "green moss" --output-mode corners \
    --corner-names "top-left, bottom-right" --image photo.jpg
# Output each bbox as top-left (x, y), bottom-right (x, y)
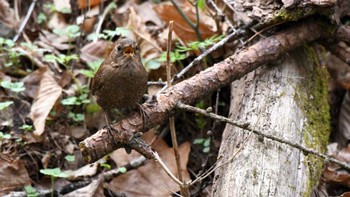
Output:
top-left (294, 45), bottom-right (330, 197)
top-left (276, 8), bottom-right (333, 23)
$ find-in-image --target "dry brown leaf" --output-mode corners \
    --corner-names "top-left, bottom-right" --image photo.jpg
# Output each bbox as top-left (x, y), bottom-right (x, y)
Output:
top-left (30, 67), bottom-right (62, 136)
top-left (0, 0), bottom-right (18, 37)
top-left (109, 132), bottom-right (191, 196)
top-left (153, 2), bottom-right (216, 44)
top-left (80, 40), bottom-right (110, 63)
top-left (0, 157), bottom-right (31, 193)
top-left (78, 0), bottom-right (101, 9)
top-left (127, 7), bottom-right (163, 70)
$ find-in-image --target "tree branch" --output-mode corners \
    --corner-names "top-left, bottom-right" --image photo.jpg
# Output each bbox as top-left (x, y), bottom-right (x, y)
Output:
top-left (80, 18), bottom-right (336, 163)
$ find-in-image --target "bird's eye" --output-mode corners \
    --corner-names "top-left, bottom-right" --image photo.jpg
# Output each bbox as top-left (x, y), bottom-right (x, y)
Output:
top-left (135, 46), bottom-right (139, 51)
top-left (117, 46), bottom-right (122, 51)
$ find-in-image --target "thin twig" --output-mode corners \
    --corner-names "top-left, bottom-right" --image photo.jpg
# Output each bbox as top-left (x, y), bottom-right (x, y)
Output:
top-left (207, 0), bottom-right (235, 30)
top-left (159, 29), bottom-right (242, 93)
top-left (169, 0), bottom-right (203, 41)
top-left (147, 81), bottom-right (166, 86)
top-left (94, 1), bottom-right (116, 37)
top-left (153, 152), bottom-right (183, 185)
top-left (166, 21), bottom-right (189, 196)
top-left (176, 102), bottom-right (350, 171)
top-left (13, 0), bottom-right (37, 42)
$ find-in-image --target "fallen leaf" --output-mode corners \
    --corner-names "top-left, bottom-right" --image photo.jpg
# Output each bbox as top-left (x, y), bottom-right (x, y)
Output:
top-left (63, 176), bottom-right (104, 197)
top-left (30, 67), bottom-right (62, 136)
top-left (153, 2), bottom-right (216, 44)
top-left (78, 0), bottom-right (101, 9)
top-left (109, 132), bottom-right (191, 196)
top-left (0, 157), bottom-right (31, 193)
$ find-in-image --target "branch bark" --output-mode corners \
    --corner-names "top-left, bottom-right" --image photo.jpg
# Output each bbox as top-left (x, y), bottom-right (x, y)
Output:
top-left (80, 18), bottom-right (336, 163)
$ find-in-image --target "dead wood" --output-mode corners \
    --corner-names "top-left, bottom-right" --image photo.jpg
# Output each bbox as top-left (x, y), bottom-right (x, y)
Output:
top-left (80, 18), bottom-right (338, 163)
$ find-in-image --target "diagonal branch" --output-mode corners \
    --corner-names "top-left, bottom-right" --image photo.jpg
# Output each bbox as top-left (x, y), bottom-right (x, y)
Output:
top-left (80, 18), bottom-right (337, 163)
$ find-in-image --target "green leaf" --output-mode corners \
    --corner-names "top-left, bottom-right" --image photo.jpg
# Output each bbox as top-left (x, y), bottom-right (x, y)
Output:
top-left (19, 124), bottom-right (33, 132)
top-left (87, 59), bottom-right (103, 71)
top-left (193, 138), bottom-right (204, 144)
top-left (0, 132), bottom-right (11, 139)
top-left (203, 146), bottom-right (210, 153)
top-left (114, 27), bottom-right (132, 37)
top-left (65, 155), bottom-right (75, 162)
top-left (0, 101), bottom-right (13, 110)
top-left (43, 54), bottom-right (58, 63)
top-left (118, 166), bottom-right (127, 173)
top-left (59, 7), bottom-right (71, 14)
top-left (145, 59), bottom-right (161, 70)
top-left (197, 0), bottom-right (206, 10)
top-left (80, 70), bottom-right (95, 78)
top-left (1, 80), bottom-right (25, 92)
top-left (40, 168), bottom-right (68, 178)
top-left (87, 33), bottom-right (107, 41)
top-left (100, 163), bottom-right (111, 170)
top-left (24, 185), bottom-right (38, 197)
top-left (61, 96), bottom-right (78, 105)
top-left (37, 12), bottom-right (47, 24)
top-left (68, 112), bottom-right (84, 122)
top-left (203, 138), bottom-right (211, 147)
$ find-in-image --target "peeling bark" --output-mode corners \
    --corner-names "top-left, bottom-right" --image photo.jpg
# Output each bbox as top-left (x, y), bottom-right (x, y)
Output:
top-left (212, 49), bottom-right (330, 196)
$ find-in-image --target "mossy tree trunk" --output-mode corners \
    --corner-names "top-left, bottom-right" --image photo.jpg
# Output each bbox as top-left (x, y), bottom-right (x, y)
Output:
top-left (212, 47), bottom-right (330, 196)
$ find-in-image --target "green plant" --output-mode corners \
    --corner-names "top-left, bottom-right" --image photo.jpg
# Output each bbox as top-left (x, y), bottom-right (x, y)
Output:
top-left (37, 12), bottom-right (47, 24)
top-left (193, 137), bottom-right (211, 153)
top-left (64, 155), bottom-right (75, 163)
top-left (44, 3), bottom-right (71, 14)
top-left (24, 185), bottom-right (38, 197)
top-left (53, 25), bottom-right (80, 39)
top-left (19, 124), bottom-right (34, 132)
top-left (0, 80), bottom-right (25, 93)
top-left (158, 34), bottom-right (225, 64)
top-left (0, 101), bottom-right (13, 110)
top-left (0, 132), bottom-right (11, 140)
top-left (87, 27), bottom-right (132, 41)
top-left (40, 168), bottom-right (68, 197)
top-left (100, 163), bottom-right (112, 170)
top-left (0, 37), bottom-right (22, 67)
top-left (68, 112), bottom-right (84, 122)
top-left (80, 59), bottom-right (103, 78)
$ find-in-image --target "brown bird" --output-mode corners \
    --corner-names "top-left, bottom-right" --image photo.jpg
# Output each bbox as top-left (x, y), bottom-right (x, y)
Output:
top-left (91, 38), bottom-right (148, 129)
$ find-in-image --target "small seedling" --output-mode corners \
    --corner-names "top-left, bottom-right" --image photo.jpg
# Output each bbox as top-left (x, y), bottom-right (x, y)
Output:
top-left (0, 132), bottom-right (11, 140)
top-left (0, 101), bottom-right (13, 110)
top-left (0, 80), bottom-right (25, 93)
top-left (24, 185), bottom-right (38, 197)
top-left (19, 124), bottom-right (34, 132)
top-left (68, 112), bottom-right (84, 122)
top-left (40, 168), bottom-right (68, 197)
top-left (100, 163), bottom-right (111, 170)
top-left (193, 137), bottom-right (211, 153)
top-left (87, 27), bottom-right (132, 41)
top-left (80, 59), bottom-right (103, 78)
top-left (64, 155), bottom-right (75, 163)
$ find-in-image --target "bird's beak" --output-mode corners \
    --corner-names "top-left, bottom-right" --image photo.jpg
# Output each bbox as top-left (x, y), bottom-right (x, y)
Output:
top-left (123, 46), bottom-right (134, 56)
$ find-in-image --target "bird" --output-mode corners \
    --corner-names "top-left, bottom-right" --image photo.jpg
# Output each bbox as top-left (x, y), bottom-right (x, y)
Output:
top-left (90, 37), bottom-right (148, 130)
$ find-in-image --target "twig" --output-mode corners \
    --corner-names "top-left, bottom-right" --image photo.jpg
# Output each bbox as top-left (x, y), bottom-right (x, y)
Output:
top-left (13, 0), bottom-right (37, 42)
top-left (147, 81), bottom-right (166, 86)
top-left (176, 102), bottom-right (350, 171)
top-left (104, 156), bottom-right (147, 182)
top-left (159, 29), bottom-right (242, 93)
top-left (321, 41), bottom-right (350, 64)
top-left (153, 152), bottom-right (183, 185)
top-left (169, 0), bottom-right (203, 41)
top-left (94, 1), bottom-right (116, 37)
top-left (166, 21), bottom-right (189, 196)
top-left (207, 0), bottom-right (235, 30)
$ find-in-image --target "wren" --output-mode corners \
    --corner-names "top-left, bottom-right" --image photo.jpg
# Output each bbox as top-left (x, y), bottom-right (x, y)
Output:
top-left (90, 38), bottom-right (148, 126)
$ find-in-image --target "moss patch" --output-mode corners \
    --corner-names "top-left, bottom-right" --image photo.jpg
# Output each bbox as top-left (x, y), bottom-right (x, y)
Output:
top-left (294, 45), bottom-right (330, 197)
